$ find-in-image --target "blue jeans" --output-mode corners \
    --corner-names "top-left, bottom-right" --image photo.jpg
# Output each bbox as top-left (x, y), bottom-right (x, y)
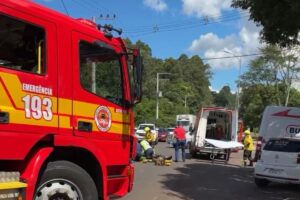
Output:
top-left (145, 148), bottom-right (153, 159)
top-left (175, 140), bottom-right (186, 161)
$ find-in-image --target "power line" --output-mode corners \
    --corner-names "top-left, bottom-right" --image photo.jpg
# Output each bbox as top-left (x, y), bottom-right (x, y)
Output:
top-left (61, 0), bottom-right (69, 16)
top-left (126, 14), bottom-right (249, 38)
top-left (124, 10), bottom-right (249, 32)
top-left (202, 53), bottom-right (262, 61)
top-left (124, 13), bottom-right (249, 36)
top-left (125, 11), bottom-right (248, 32)
top-left (203, 46), bottom-right (300, 61)
top-left (71, 0), bottom-right (118, 24)
top-left (71, 0), bottom-right (99, 13)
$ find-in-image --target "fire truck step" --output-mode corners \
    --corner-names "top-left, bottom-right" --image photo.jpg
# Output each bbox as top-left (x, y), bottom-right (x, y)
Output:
top-left (0, 182), bottom-right (27, 190)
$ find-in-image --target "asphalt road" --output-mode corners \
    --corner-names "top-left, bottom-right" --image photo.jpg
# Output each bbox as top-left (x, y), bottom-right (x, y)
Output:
top-left (122, 142), bottom-right (300, 200)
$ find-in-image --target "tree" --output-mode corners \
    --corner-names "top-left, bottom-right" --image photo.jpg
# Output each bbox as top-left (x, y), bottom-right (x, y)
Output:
top-left (240, 45), bottom-right (300, 106)
top-left (125, 39), bottom-right (213, 127)
top-left (232, 0), bottom-right (300, 46)
top-left (239, 45), bottom-right (300, 129)
top-left (213, 86), bottom-right (236, 109)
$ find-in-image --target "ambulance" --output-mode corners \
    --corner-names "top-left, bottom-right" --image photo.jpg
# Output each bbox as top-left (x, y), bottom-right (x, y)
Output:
top-left (190, 107), bottom-right (242, 161)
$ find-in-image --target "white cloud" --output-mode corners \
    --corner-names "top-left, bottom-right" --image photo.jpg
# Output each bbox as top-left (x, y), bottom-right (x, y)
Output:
top-left (188, 16), bottom-right (264, 70)
top-left (209, 86), bottom-right (219, 93)
top-left (239, 19), bottom-right (262, 53)
top-left (189, 33), bottom-right (239, 53)
top-left (182, 0), bottom-right (232, 19)
top-left (144, 0), bottom-right (168, 12)
top-left (189, 33), bottom-right (243, 69)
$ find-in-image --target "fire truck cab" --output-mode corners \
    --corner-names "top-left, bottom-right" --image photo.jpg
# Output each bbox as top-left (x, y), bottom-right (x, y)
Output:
top-left (0, 1), bottom-right (143, 200)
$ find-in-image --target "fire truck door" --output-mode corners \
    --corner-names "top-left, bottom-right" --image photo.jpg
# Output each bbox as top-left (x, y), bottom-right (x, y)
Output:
top-left (71, 31), bottom-right (130, 141)
top-left (0, 9), bottom-right (58, 159)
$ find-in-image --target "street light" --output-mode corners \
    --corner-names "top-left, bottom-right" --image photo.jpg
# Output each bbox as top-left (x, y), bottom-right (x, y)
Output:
top-left (156, 72), bottom-right (171, 119)
top-left (223, 50), bottom-right (242, 112)
top-left (183, 85), bottom-right (191, 112)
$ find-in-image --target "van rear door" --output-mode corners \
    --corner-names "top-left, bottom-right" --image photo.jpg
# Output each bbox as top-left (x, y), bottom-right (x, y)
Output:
top-left (231, 110), bottom-right (238, 141)
top-left (194, 108), bottom-right (209, 147)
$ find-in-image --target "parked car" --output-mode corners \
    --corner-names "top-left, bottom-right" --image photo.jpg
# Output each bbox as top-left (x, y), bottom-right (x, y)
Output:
top-left (166, 128), bottom-right (175, 147)
top-left (158, 128), bottom-right (168, 142)
top-left (135, 123), bottom-right (158, 143)
top-left (254, 137), bottom-right (300, 187)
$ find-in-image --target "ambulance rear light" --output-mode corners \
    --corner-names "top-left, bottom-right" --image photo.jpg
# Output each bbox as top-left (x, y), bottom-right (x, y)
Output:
top-left (254, 136), bottom-right (265, 161)
top-left (256, 136), bottom-right (263, 151)
top-left (257, 140), bottom-right (262, 145)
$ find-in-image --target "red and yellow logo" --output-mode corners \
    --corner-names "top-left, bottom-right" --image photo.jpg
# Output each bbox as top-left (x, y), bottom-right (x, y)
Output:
top-left (95, 106), bottom-right (111, 132)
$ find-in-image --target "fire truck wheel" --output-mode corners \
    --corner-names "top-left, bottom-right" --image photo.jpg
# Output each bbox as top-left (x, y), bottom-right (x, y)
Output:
top-left (34, 160), bottom-right (98, 200)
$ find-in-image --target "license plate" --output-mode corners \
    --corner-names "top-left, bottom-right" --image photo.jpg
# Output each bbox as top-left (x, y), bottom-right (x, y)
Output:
top-left (268, 168), bottom-right (283, 175)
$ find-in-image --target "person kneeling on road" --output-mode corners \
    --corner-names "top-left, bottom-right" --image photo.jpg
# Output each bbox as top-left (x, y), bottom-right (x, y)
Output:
top-left (141, 139), bottom-right (154, 160)
top-left (243, 129), bottom-right (254, 167)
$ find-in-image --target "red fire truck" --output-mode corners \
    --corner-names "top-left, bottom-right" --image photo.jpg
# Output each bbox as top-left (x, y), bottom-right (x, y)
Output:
top-left (0, 1), bottom-right (143, 199)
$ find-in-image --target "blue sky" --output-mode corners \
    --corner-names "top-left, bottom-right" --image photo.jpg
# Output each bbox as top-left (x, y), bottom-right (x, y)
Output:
top-left (34, 0), bottom-right (263, 92)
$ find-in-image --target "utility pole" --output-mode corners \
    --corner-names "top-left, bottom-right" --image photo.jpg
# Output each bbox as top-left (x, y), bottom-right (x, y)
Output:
top-left (156, 73), bottom-right (171, 119)
top-left (224, 50), bottom-right (242, 127)
top-left (156, 73), bottom-right (159, 120)
top-left (223, 50), bottom-right (242, 111)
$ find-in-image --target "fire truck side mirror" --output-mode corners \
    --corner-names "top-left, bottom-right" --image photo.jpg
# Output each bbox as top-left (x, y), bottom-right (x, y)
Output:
top-left (132, 48), bottom-right (143, 105)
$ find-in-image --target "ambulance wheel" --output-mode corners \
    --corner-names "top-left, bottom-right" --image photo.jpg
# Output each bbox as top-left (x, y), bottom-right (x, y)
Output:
top-left (254, 178), bottom-right (269, 188)
top-left (34, 160), bottom-right (98, 200)
top-left (224, 149), bottom-right (231, 161)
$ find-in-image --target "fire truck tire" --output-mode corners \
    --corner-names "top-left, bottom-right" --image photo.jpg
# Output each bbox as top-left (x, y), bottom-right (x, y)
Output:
top-left (34, 160), bottom-right (98, 200)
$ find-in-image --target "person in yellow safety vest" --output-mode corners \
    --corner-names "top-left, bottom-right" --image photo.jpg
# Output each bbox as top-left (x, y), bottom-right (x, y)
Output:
top-left (243, 129), bottom-right (254, 167)
top-left (140, 139), bottom-right (154, 159)
top-left (144, 127), bottom-right (156, 146)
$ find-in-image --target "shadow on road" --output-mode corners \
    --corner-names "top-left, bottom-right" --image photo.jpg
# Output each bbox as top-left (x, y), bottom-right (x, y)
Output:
top-left (160, 162), bottom-right (300, 200)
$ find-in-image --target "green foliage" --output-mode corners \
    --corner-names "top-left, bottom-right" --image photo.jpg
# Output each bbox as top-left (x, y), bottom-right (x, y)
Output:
top-left (239, 45), bottom-right (300, 129)
top-left (127, 39), bottom-right (213, 128)
top-left (213, 86), bottom-right (236, 109)
top-left (232, 0), bottom-right (300, 47)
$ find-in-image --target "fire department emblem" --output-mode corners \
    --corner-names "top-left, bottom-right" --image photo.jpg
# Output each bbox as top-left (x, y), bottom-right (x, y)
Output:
top-left (95, 106), bottom-right (112, 132)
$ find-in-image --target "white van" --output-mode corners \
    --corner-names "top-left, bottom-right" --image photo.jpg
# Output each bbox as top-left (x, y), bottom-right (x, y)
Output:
top-left (190, 107), bottom-right (241, 160)
top-left (255, 106), bottom-right (300, 161)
